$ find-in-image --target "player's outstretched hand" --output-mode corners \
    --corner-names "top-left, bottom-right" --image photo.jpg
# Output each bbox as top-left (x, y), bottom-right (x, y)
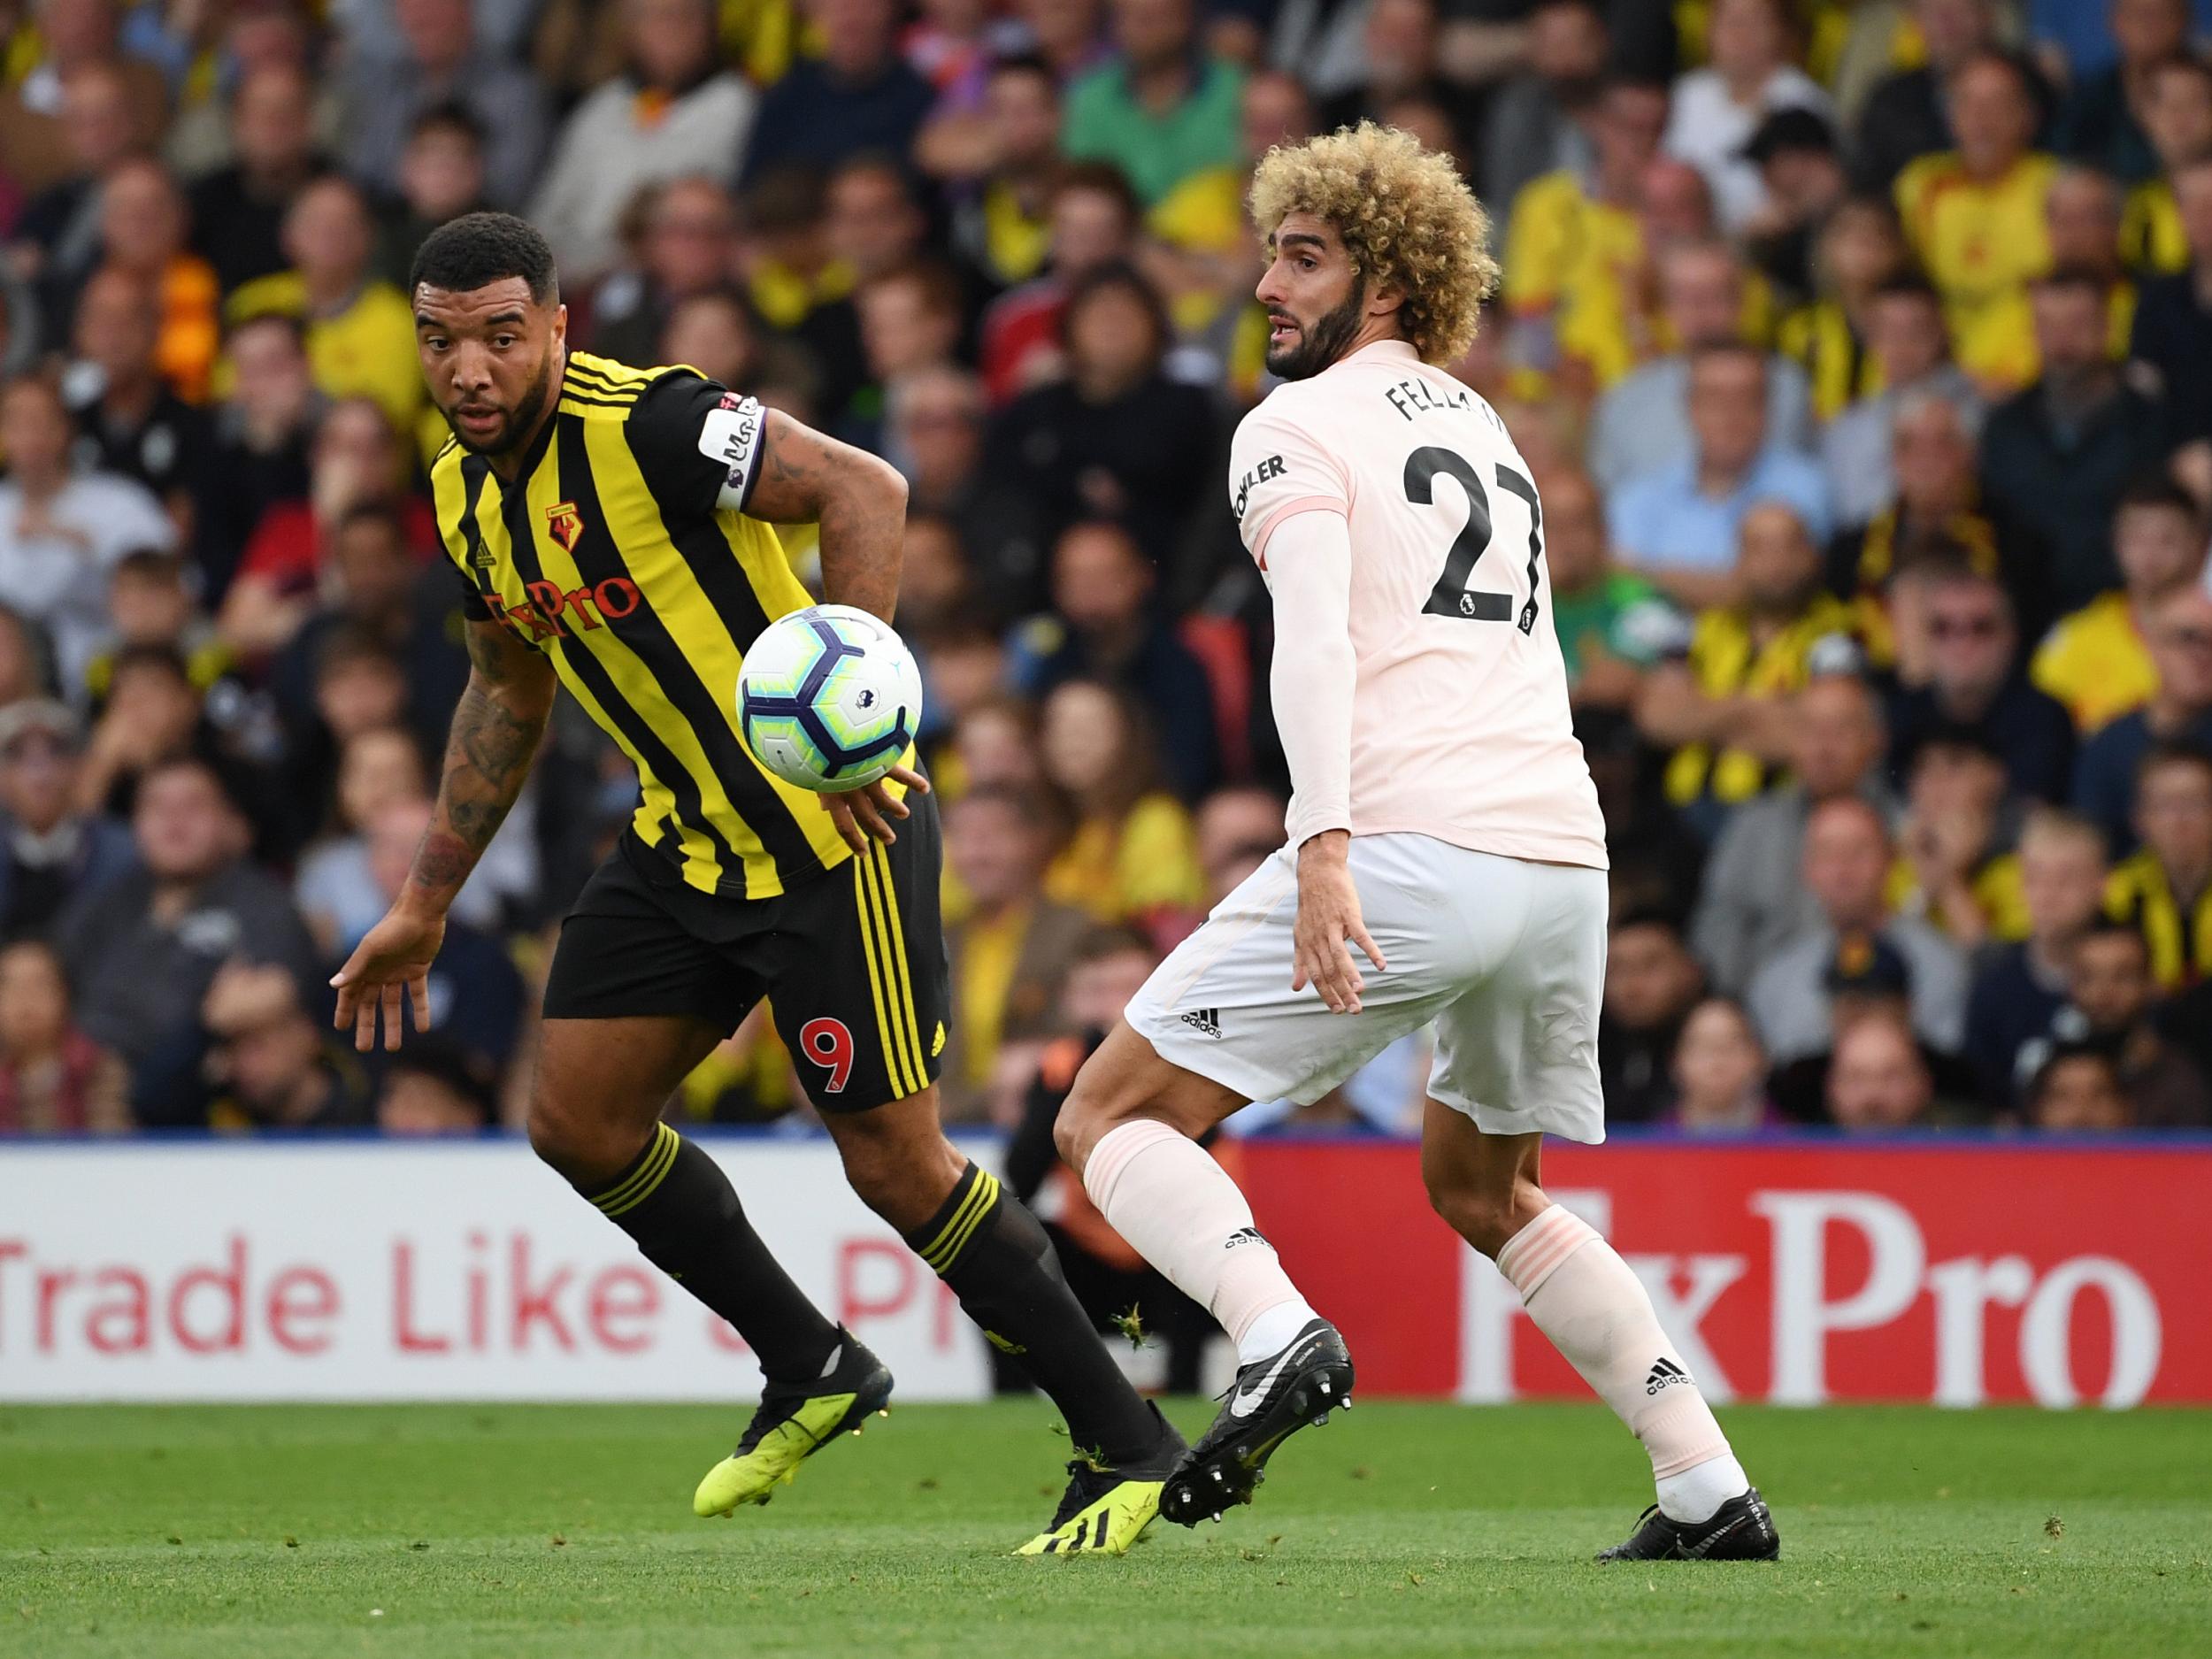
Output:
top-left (330, 902), bottom-right (446, 1053)
top-left (825, 764), bottom-right (931, 853)
top-left (1290, 833), bottom-right (1386, 1014)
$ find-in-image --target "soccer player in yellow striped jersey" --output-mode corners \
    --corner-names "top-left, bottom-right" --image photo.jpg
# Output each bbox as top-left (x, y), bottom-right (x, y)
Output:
top-left (331, 214), bottom-right (1182, 1555)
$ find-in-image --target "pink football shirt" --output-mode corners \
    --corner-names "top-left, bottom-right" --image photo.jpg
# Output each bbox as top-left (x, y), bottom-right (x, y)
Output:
top-left (1231, 339), bottom-right (1608, 870)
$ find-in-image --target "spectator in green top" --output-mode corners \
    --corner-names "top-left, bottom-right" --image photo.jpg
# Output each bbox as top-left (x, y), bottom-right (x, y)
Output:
top-left (1061, 0), bottom-right (1246, 207)
top-left (1543, 467), bottom-right (1681, 712)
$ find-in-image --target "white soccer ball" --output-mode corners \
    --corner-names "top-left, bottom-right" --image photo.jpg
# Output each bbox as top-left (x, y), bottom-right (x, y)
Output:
top-left (737, 604), bottom-right (924, 793)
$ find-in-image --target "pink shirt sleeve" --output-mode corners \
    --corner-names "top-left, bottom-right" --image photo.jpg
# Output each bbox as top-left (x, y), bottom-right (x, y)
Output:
top-left (1263, 507), bottom-right (1357, 845)
top-left (1228, 402), bottom-right (1349, 569)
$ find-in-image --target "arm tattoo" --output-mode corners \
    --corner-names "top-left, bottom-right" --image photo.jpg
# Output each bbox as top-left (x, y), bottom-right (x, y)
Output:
top-left (403, 622), bottom-right (556, 906)
top-left (746, 411), bottom-right (907, 622)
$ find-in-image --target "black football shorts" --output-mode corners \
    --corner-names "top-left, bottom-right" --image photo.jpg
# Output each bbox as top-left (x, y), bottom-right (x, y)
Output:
top-left (542, 799), bottom-right (949, 1112)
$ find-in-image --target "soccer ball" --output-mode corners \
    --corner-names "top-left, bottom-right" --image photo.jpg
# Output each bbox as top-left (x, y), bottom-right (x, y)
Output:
top-left (737, 604), bottom-right (923, 793)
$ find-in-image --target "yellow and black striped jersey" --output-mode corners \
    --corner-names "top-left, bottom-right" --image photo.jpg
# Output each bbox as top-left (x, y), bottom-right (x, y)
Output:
top-left (430, 350), bottom-right (852, 899)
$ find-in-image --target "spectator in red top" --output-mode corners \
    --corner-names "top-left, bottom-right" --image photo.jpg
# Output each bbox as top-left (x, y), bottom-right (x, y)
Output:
top-left (0, 939), bottom-right (129, 1134)
top-left (978, 162), bottom-right (1141, 401)
top-left (218, 398), bottom-right (438, 662)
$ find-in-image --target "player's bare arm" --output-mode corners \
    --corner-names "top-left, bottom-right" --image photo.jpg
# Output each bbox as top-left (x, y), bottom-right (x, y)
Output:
top-left (744, 408), bottom-right (929, 853)
top-left (330, 616), bottom-right (557, 1052)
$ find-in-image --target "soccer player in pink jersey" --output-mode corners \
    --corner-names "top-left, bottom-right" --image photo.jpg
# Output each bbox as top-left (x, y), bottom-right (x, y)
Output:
top-left (1054, 124), bottom-right (1777, 1563)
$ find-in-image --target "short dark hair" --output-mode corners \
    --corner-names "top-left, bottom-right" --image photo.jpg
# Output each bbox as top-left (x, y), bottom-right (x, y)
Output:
top-left (409, 211), bottom-right (558, 304)
top-left (410, 100), bottom-right (484, 148)
top-left (1872, 272), bottom-right (1941, 307)
top-left (1071, 925), bottom-right (1156, 969)
top-left (2116, 472), bottom-right (2202, 523)
top-left (113, 547), bottom-right (187, 587)
top-left (2136, 737), bottom-right (2212, 793)
top-left (108, 641), bottom-right (192, 687)
top-left (2029, 263), bottom-right (2108, 303)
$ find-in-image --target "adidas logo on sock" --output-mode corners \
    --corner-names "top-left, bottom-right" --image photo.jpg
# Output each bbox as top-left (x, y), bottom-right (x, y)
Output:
top-left (1223, 1226), bottom-right (1267, 1251)
top-left (1179, 1007), bottom-right (1222, 1039)
top-left (1645, 1357), bottom-right (1691, 1396)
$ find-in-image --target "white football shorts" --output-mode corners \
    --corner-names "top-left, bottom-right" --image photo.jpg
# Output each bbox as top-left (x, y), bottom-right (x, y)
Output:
top-left (1126, 833), bottom-right (1608, 1143)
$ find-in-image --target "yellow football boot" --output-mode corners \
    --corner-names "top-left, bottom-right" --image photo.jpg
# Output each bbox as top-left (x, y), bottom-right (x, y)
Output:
top-left (1016, 1405), bottom-right (1185, 1556)
top-left (694, 1332), bottom-right (893, 1517)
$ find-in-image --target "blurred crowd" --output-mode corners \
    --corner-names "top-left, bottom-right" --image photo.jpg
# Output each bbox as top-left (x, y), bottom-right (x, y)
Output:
top-left (1, 0), bottom-right (2210, 1143)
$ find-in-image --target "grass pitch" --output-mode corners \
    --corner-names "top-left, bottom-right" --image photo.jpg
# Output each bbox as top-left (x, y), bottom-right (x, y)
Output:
top-left (1, 1399), bottom-right (2206, 1658)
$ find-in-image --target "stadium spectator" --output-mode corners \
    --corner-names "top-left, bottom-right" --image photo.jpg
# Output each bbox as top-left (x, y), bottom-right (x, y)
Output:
top-left (848, 261), bottom-right (967, 447)
top-left (220, 399), bottom-right (438, 663)
top-left (1890, 734), bottom-right (2023, 949)
top-left (1740, 109), bottom-right (1850, 306)
top-left (2032, 477), bottom-right (2205, 733)
top-left (1036, 678), bottom-right (1202, 930)
top-left (1636, 504), bottom-right (1875, 818)
top-left (1962, 808), bottom-right (2112, 1110)
top-left (2056, 0), bottom-right (2192, 183)
top-left (1690, 672), bottom-right (1893, 996)
top-left (2025, 1043), bottom-right (2135, 1130)
top-left (1544, 468), bottom-right (1678, 711)
top-left (1479, 0), bottom-right (1607, 217)
top-left (337, 0), bottom-right (549, 211)
top-left (530, 0), bottom-right (757, 285)
top-left (81, 550), bottom-right (232, 706)
top-left (194, 313), bottom-right (317, 604)
top-left (373, 104), bottom-right (493, 296)
top-left (741, 0), bottom-right (938, 183)
top-left (941, 787), bottom-right (1092, 1122)
top-left (0, 700), bottom-right (135, 943)
top-left (587, 177), bottom-right (741, 366)
top-left (193, 959), bottom-right (373, 1132)
top-left (225, 177), bottom-right (424, 439)
top-left (71, 646), bottom-right (216, 820)
top-left (1894, 51), bottom-right (2057, 388)
top-left (0, 938), bottom-right (128, 1134)
top-left (1497, 73), bottom-right (1670, 381)
top-left (1746, 795), bottom-right (1970, 1064)
top-left (2043, 918), bottom-right (2212, 1125)
top-left (926, 55), bottom-right (1068, 289)
top-left (1980, 270), bottom-right (2173, 612)
top-left (2120, 54), bottom-right (2212, 274)
top-left (1851, 0), bottom-right (2010, 194)
top-left (2103, 741), bottom-right (2212, 988)
top-left (887, 367), bottom-right (1047, 619)
top-left (1886, 561), bottom-right (2074, 803)
top-left (89, 157), bottom-right (223, 407)
top-left (735, 165), bottom-right (869, 418)
top-left (59, 757), bottom-right (319, 1082)
top-left (1661, 995), bottom-right (1782, 1132)
top-left (1061, 0), bottom-right (1244, 208)
top-left (1662, 0), bottom-right (1831, 234)
top-left (827, 157), bottom-right (938, 293)
top-left (1823, 1007), bottom-right (1937, 1130)
top-left (5, 59), bottom-right (144, 303)
top-left (987, 264), bottom-right (1217, 572)
top-left (63, 266), bottom-right (213, 527)
top-left (2128, 154), bottom-right (2212, 447)
top-left (977, 162), bottom-right (1141, 401)
top-left (2074, 586), bottom-right (2212, 850)
top-left (1013, 520), bottom-right (1217, 800)
top-left (188, 61), bottom-right (327, 297)
top-left (1834, 393), bottom-right (2039, 624)
top-left (376, 1043), bottom-right (497, 1135)
top-left (1606, 348), bottom-right (1830, 601)
top-left (1191, 784), bottom-right (1284, 906)
top-left (1820, 276), bottom-right (1982, 532)
top-left (0, 375), bottom-right (175, 694)
top-left (1589, 241), bottom-right (1815, 495)
top-left (1598, 910), bottom-right (1705, 1124)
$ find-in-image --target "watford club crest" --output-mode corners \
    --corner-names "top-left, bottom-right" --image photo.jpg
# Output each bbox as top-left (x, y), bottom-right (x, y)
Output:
top-left (544, 501), bottom-right (584, 552)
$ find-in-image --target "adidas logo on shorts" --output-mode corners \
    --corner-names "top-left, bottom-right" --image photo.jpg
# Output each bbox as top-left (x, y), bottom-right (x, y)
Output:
top-left (1179, 1007), bottom-right (1222, 1039)
top-left (1645, 1357), bottom-right (1691, 1396)
top-left (1223, 1226), bottom-right (1267, 1250)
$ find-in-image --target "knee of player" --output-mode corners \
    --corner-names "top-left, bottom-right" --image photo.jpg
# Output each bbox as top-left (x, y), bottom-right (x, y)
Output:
top-left (1423, 1174), bottom-right (1523, 1260)
top-left (526, 1087), bottom-right (618, 1181)
top-left (1052, 1071), bottom-right (1121, 1171)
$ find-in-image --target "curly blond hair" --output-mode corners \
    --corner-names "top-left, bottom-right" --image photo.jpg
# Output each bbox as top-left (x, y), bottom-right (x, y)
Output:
top-left (1248, 122), bottom-right (1499, 366)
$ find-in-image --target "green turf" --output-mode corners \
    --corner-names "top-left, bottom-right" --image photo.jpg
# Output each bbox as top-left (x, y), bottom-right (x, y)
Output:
top-left (1, 1400), bottom-right (2206, 1659)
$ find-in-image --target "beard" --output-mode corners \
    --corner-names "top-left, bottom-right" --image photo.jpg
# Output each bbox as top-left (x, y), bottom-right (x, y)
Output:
top-left (447, 354), bottom-right (556, 457)
top-left (1263, 281), bottom-right (1368, 380)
